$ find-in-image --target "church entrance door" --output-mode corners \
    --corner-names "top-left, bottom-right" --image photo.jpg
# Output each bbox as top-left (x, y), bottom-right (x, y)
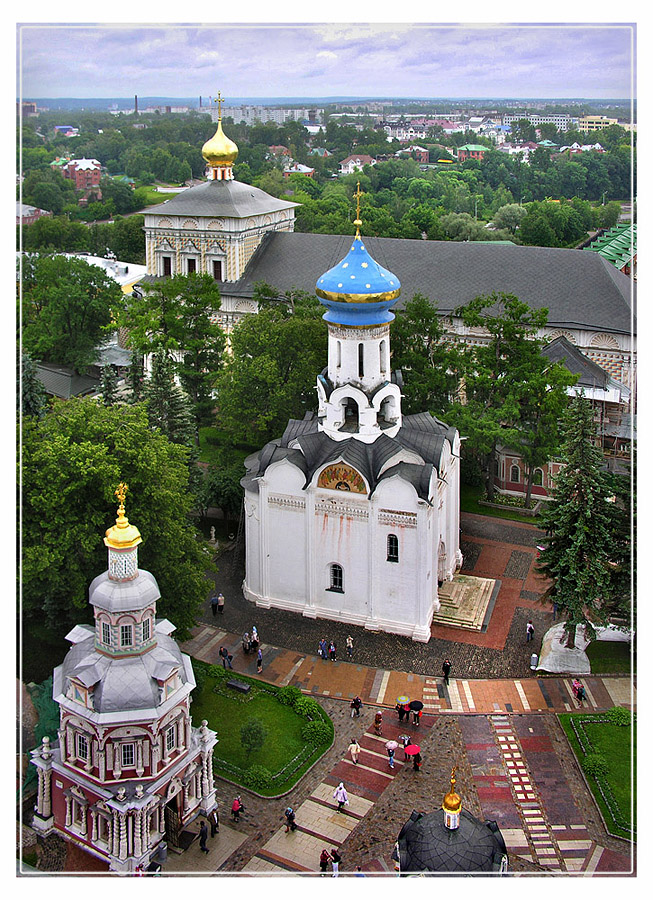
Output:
top-left (164, 796), bottom-right (181, 847)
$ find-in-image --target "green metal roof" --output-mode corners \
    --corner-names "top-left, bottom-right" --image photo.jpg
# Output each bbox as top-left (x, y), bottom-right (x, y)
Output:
top-left (458, 144), bottom-right (487, 152)
top-left (585, 223), bottom-right (636, 270)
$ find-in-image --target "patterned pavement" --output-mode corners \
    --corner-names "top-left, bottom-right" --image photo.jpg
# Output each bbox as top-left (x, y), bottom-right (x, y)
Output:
top-left (242, 717), bottom-right (430, 875)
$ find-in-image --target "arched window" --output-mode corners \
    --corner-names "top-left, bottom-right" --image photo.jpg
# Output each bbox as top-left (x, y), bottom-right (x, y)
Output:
top-left (329, 564), bottom-right (344, 592)
top-left (533, 468), bottom-right (544, 487)
top-left (387, 534), bottom-right (399, 562)
top-left (358, 343), bottom-right (364, 378)
top-left (510, 464), bottom-right (520, 483)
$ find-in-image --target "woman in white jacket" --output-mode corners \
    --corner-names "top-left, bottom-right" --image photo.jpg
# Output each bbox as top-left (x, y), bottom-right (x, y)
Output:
top-left (333, 782), bottom-right (348, 812)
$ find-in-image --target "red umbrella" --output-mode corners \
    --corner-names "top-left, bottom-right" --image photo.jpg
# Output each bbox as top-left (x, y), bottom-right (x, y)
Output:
top-left (404, 744), bottom-right (421, 755)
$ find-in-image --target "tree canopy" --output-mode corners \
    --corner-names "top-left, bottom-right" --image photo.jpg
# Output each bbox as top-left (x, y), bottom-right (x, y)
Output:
top-left (21, 254), bottom-right (124, 373)
top-left (21, 398), bottom-right (215, 637)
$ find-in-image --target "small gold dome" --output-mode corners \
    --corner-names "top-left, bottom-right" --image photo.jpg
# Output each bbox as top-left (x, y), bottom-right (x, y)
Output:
top-left (104, 482), bottom-right (142, 550)
top-left (442, 767), bottom-right (462, 813)
top-left (202, 119), bottom-right (238, 168)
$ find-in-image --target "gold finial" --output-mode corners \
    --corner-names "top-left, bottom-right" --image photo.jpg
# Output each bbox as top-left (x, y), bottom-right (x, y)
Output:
top-left (115, 482), bottom-right (128, 517)
top-left (442, 765), bottom-right (462, 814)
top-left (105, 482), bottom-right (142, 549)
top-left (353, 181), bottom-right (363, 237)
top-left (213, 91), bottom-right (223, 121)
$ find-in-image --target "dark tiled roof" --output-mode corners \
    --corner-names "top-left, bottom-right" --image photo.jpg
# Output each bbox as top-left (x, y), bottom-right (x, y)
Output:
top-left (144, 179), bottom-right (298, 219)
top-left (247, 412), bottom-right (455, 500)
top-left (220, 232), bottom-right (634, 335)
top-left (542, 335), bottom-right (609, 390)
top-left (393, 809), bottom-right (507, 873)
top-left (36, 364), bottom-right (99, 399)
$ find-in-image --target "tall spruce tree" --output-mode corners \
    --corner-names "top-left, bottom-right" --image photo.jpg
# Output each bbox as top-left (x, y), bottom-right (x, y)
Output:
top-left (536, 394), bottom-right (625, 647)
top-left (99, 364), bottom-right (118, 406)
top-left (142, 351), bottom-right (196, 448)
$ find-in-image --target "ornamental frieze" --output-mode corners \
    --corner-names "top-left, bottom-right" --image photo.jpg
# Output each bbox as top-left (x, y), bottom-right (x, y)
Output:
top-left (315, 497), bottom-right (369, 520)
top-left (378, 508), bottom-right (418, 528)
top-left (267, 494), bottom-right (306, 511)
top-left (327, 323), bottom-right (390, 341)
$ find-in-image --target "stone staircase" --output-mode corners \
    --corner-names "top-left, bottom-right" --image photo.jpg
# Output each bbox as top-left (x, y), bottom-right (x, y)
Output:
top-left (432, 575), bottom-right (496, 631)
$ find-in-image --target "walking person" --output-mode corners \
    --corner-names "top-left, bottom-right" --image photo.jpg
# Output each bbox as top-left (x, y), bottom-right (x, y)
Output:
top-left (284, 807), bottom-right (297, 832)
top-left (209, 807), bottom-right (219, 837)
top-left (330, 847), bottom-right (342, 877)
top-left (350, 695), bottom-right (362, 718)
top-left (257, 647), bottom-right (263, 674)
top-left (329, 640), bottom-right (337, 661)
top-left (251, 626), bottom-right (259, 650)
top-left (412, 752), bottom-right (422, 772)
top-left (210, 593), bottom-right (219, 617)
top-left (219, 646), bottom-right (233, 669)
top-left (373, 710), bottom-right (383, 735)
top-left (387, 746), bottom-right (395, 769)
top-left (319, 848), bottom-right (331, 875)
top-left (442, 658), bottom-right (451, 686)
top-left (526, 620), bottom-right (535, 642)
top-left (333, 782), bottom-right (348, 812)
top-left (199, 820), bottom-right (209, 854)
top-left (217, 592), bottom-right (225, 614)
top-left (346, 635), bottom-right (354, 659)
top-left (348, 737), bottom-right (361, 765)
top-left (231, 796), bottom-right (243, 822)
top-left (395, 702), bottom-right (406, 722)
top-left (400, 734), bottom-right (410, 760)
top-left (319, 638), bottom-right (327, 660)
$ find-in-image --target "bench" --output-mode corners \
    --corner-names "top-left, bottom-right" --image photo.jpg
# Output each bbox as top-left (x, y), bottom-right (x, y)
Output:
top-left (226, 679), bottom-right (251, 694)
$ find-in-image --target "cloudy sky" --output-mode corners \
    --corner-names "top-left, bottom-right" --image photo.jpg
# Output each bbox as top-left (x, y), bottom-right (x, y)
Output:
top-left (17, 20), bottom-right (635, 101)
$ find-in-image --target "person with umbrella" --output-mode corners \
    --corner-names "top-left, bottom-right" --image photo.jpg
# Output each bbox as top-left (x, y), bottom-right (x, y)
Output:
top-left (404, 743), bottom-right (422, 771)
top-left (399, 734), bottom-right (411, 759)
top-left (409, 699), bottom-right (423, 726)
top-left (395, 696), bottom-right (410, 721)
top-left (385, 740), bottom-right (398, 769)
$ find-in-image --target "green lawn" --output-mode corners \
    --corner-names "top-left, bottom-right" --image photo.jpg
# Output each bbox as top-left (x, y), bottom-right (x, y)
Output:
top-left (559, 712), bottom-right (635, 840)
top-left (586, 640), bottom-right (633, 674)
top-left (460, 483), bottom-right (543, 525)
top-left (136, 185), bottom-right (182, 206)
top-left (190, 665), bottom-right (333, 795)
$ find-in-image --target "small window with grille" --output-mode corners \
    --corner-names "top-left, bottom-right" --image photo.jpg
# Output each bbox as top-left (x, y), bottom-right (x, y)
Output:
top-left (121, 743), bottom-right (135, 768)
top-left (120, 624), bottom-right (133, 648)
top-left (387, 533), bottom-right (399, 562)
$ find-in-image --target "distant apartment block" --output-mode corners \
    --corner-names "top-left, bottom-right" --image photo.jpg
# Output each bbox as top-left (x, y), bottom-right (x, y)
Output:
top-left (19, 101), bottom-right (38, 117)
top-left (502, 113), bottom-right (576, 130)
top-left (578, 115), bottom-right (619, 133)
top-left (218, 105), bottom-right (323, 126)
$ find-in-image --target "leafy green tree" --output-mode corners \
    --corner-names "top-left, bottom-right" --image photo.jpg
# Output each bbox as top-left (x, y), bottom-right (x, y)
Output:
top-left (215, 286), bottom-right (326, 447)
top-left (492, 203), bottom-right (527, 234)
top-left (390, 293), bottom-right (460, 417)
top-left (536, 394), bottom-right (627, 647)
top-left (447, 293), bottom-right (550, 500)
top-left (119, 274), bottom-right (225, 427)
top-left (21, 399), bottom-right (214, 636)
top-left (19, 352), bottom-right (47, 419)
top-left (240, 719), bottom-right (268, 757)
top-left (21, 254), bottom-right (124, 373)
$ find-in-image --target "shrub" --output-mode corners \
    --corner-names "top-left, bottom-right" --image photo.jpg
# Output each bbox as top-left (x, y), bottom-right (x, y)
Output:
top-left (240, 718), bottom-right (268, 756)
top-left (604, 706), bottom-right (632, 726)
top-left (293, 696), bottom-right (322, 719)
top-left (242, 764), bottom-right (273, 789)
top-left (582, 752), bottom-right (610, 778)
top-left (301, 720), bottom-right (332, 746)
top-left (277, 685), bottom-right (303, 707)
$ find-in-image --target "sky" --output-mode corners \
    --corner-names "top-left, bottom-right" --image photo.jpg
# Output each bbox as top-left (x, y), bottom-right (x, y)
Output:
top-left (16, 19), bottom-right (636, 101)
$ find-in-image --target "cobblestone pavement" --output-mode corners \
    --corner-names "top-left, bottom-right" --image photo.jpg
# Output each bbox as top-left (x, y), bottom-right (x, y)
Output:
top-left (204, 513), bottom-right (558, 679)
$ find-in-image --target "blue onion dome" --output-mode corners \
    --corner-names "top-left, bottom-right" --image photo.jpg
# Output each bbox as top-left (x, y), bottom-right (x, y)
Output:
top-left (315, 189), bottom-right (401, 327)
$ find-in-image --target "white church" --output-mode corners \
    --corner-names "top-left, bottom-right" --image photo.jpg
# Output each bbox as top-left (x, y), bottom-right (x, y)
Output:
top-left (241, 191), bottom-right (462, 642)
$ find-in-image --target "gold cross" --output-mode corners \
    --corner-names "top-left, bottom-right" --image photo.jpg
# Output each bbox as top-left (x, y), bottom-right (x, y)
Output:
top-left (115, 482), bottom-right (128, 513)
top-left (212, 91), bottom-right (223, 120)
top-left (353, 181), bottom-right (363, 236)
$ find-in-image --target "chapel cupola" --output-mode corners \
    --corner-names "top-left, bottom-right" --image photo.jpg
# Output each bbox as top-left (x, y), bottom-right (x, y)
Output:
top-left (90, 483), bottom-right (160, 657)
top-left (201, 91), bottom-right (239, 180)
top-left (314, 184), bottom-right (403, 443)
top-left (442, 767), bottom-right (462, 830)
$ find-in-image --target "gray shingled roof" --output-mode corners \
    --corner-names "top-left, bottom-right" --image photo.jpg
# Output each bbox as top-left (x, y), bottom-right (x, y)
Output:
top-left (36, 363), bottom-right (99, 399)
top-left (542, 335), bottom-right (610, 390)
top-left (220, 232), bottom-right (634, 335)
top-left (145, 179), bottom-right (298, 219)
top-left (244, 411), bottom-right (454, 501)
top-left (392, 808), bottom-right (507, 873)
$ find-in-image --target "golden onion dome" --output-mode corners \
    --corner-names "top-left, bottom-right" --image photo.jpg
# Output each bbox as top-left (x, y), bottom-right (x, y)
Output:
top-left (202, 118), bottom-right (239, 168)
top-left (442, 767), bottom-right (462, 814)
top-left (104, 482), bottom-right (142, 550)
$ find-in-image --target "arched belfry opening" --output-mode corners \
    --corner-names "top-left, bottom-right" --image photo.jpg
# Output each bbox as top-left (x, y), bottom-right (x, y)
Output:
top-left (341, 397), bottom-right (360, 433)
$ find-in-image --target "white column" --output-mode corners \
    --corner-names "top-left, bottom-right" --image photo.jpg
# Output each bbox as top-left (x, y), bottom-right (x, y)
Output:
top-left (133, 810), bottom-right (142, 858)
top-left (304, 489), bottom-right (316, 615)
